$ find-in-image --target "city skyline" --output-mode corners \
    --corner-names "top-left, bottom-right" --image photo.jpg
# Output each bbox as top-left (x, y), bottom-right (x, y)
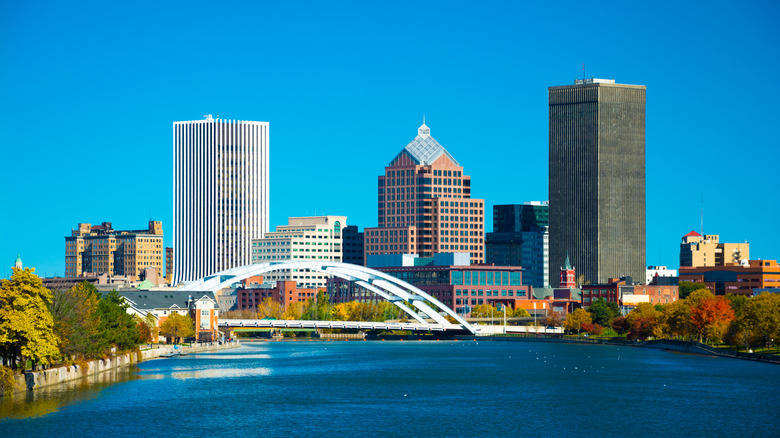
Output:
top-left (2, 1), bottom-right (779, 278)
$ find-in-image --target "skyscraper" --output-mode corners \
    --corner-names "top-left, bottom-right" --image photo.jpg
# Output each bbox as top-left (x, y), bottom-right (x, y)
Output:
top-left (172, 115), bottom-right (269, 284)
top-left (549, 78), bottom-right (645, 286)
top-left (485, 202), bottom-right (549, 288)
top-left (364, 122), bottom-right (485, 264)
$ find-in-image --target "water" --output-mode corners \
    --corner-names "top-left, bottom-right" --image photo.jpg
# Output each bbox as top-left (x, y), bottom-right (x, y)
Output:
top-left (2, 340), bottom-right (778, 437)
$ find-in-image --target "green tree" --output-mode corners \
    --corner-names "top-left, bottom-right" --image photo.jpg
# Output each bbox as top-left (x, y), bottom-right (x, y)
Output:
top-left (0, 268), bottom-right (60, 370)
top-left (661, 299), bottom-right (693, 339)
top-left (588, 299), bottom-right (619, 326)
top-left (50, 281), bottom-right (101, 359)
top-left (159, 312), bottom-right (195, 344)
top-left (96, 290), bottom-right (140, 352)
top-left (302, 291), bottom-right (331, 320)
top-left (564, 308), bottom-right (592, 335)
top-left (728, 292), bottom-right (780, 349)
top-left (679, 281), bottom-right (709, 300)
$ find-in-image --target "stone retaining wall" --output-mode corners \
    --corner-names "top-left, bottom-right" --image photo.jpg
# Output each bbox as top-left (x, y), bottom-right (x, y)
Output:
top-left (11, 341), bottom-right (240, 394)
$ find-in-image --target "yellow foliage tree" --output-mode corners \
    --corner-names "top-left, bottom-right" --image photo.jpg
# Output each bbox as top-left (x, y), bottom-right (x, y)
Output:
top-left (282, 302), bottom-right (305, 320)
top-left (159, 312), bottom-right (195, 344)
top-left (564, 308), bottom-right (592, 334)
top-left (0, 268), bottom-right (60, 370)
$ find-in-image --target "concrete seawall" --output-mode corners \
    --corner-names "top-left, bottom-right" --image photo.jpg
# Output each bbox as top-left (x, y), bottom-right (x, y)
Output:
top-left (10, 341), bottom-right (240, 394)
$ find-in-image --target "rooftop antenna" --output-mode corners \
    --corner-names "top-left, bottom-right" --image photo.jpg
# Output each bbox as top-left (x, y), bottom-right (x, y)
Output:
top-left (582, 63), bottom-right (585, 80)
top-left (700, 194), bottom-right (704, 236)
top-left (423, 114), bottom-right (426, 125)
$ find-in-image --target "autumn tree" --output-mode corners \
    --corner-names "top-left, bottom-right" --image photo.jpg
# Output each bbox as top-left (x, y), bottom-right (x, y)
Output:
top-left (564, 308), bottom-right (592, 335)
top-left (542, 310), bottom-right (562, 327)
top-left (0, 268), bottom-right (60, 370)
top-left (690, 295), bottom-right (735, 343)
top-left (727, 292), bottom-right (780, 349)
top-left (661, 299), bottom-right (693, 339)
top-left (160, 312), bottom-right (195, 344)
top-left (282, 302), bottom-right (305, 320)
top-left (50, 281), bottom-right (101, 359)
top-left (255, 297), bottom-right (283, 320)
top-left (611, 317), bottom-right (628, 335)
top-left (302, 291), bottom-right (331, 320)
top-left (511, 307), bottom-right (531, 318)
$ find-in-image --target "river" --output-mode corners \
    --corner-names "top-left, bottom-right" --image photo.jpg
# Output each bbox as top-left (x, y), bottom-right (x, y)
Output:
top-left (1, 340), bottom-right (778, 437)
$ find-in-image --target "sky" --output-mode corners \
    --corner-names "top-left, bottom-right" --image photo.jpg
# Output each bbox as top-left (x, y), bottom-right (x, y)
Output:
top-left (1, 0), bottom-right (779, 279)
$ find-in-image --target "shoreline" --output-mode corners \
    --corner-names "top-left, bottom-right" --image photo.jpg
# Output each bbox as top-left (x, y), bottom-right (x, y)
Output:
top-left (8, 340), bottom-right (241, 395)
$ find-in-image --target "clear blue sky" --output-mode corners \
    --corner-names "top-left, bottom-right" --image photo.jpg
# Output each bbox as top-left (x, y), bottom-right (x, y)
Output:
top-left (1, 1), bottom-right (778, 278)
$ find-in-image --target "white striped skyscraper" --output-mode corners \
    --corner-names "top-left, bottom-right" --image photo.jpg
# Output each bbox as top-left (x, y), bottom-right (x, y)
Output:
top-left (172, 115), bottom-right (269, 285)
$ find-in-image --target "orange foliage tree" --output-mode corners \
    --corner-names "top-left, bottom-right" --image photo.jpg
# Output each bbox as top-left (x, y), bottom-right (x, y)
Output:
top-left (690, 295), bottom-right (735, 343)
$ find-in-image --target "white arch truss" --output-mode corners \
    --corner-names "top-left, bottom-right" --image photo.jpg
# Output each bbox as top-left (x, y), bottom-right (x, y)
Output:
top-left (179, 260), bottom-right (475, 334)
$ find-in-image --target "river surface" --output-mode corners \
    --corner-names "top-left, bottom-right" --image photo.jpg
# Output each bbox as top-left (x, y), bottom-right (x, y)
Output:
top-left (1, 340), bottom-right (778, 437)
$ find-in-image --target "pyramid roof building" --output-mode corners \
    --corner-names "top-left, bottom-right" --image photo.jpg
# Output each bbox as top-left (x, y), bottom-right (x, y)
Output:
top-left (390, 123), bottom-right (460, 166)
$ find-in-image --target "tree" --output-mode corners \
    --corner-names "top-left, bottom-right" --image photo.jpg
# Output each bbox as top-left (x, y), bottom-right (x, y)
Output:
top-left (542, 310), bottom-right (562, 327)
top-left (255, 297), bottom-right (283, 320)
top-left (511, 307), bottom-right (531, 318)
top-left (95, 290), bottom-right (140, 352)
top-left (282, 302), bottom-right (305, 320)
top-left (728, 292), bottom-right (780, 349)
top-left (679, 281), bottom-right (709, 300)
top-left (0, 268), bottom-right (60, 370)
top-left (564, 308), bottom-right (592, 335)
top-left (628, 317), bottom-right (657, 341)
top-left (626, 303), bottom-right (661, 328)
top-left (611, 317), bottom-right (628, 335)
top-left (661, 299), bottom-right (693, 339)
top-left (135, 317), bottom-right (152, 344)
top-left (588, 299), bottom-right (619, 326)
top-left (159, 312), bottom-right (195, 344)
top-left (50, 281), bottom-right (100, 359)
top-left (302, 291), bottom-right (331, 320)
top-left (690, 295), bottom-right (735, 343)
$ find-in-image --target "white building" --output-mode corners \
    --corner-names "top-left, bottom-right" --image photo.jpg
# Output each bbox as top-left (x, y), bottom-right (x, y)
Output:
top-left (646, 265), bottom-right (677, 285)
top-left (172, 115), bottom-right (269, 284)
top-left (251, 216), bottom-right (346, 289)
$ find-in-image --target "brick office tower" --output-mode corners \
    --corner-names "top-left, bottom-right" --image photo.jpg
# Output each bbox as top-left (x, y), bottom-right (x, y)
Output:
top-left (365, 122), bottom-right (485, 264)
top-left (549, 78), bottom-right (646, 286)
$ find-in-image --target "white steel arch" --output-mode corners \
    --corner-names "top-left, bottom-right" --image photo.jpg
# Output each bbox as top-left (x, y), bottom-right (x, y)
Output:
top-left (179, 260), bottom-right (475, 334)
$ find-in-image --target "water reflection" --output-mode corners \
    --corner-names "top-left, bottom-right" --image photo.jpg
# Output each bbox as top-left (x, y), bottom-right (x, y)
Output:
top-left (0, 366), bottom-right (139, 419)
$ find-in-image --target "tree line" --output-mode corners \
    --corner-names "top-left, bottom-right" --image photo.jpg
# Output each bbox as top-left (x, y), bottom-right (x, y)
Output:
top-left (562, 285), bottom-right (780, 350)
top-left (0, 268), bottom-right (195, 376)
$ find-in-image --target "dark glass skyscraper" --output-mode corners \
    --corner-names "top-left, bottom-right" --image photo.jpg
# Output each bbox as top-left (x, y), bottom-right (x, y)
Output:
top-left (485, 202), bottom-right (549, 288)
top-left (548, 78), bottom-right (645, 286)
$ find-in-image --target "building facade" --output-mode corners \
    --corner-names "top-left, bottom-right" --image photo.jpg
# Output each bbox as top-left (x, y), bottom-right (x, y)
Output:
top-left (328, 253), bottom-right (529, 317)
top-left (485, 202), bottom-right (549, 288)
top-left (365, 123), bottom-right (485, 265)
top-left (679, 231), bottom-right (749, 267)
top-left (646, 265), bottom-right (677, 285)
top-left (64, 221), bottom-right (164, 280)
top-left (679, 259), bottom-right (780, 296)
top-left (342, 225), bottom-right (365, 266)
top-left (172, 115), bottom-right (269, 285)
top-left (251, 216), bottom-right (345, 289)
top-left (549, 78), bottom-right (646, 286)
top-left (236, 280), bottom-right (318, 311)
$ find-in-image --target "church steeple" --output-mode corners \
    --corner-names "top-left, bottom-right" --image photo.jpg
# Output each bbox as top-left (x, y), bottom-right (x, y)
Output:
top-left (14, 254), bottom-right (22, 270)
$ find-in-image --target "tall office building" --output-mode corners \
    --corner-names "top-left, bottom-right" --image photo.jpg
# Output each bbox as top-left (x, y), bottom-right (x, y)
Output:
top-left (364, 123), bottom-right (485, 264)
top-left (250, 215), bottom-right (346, 289)
top-left (549, 78), bottom-right (646, 286)
top-left (172, 115), bottom-right (269, 284)
top-left (485, 202), bottom-right (549, 288)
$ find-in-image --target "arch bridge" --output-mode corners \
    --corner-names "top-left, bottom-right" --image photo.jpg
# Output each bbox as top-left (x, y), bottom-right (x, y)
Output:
top-left (179, 260), bottom-right (475, 334)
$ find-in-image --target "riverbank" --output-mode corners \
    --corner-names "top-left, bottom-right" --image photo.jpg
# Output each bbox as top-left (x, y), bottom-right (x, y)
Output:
top-left (462, 334), bottom-right (780, 365)
top-left (8, 341), bottom-right (241, 395)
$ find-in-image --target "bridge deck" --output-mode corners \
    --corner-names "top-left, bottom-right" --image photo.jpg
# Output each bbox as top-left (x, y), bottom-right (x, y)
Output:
top-left (220, 319), bottom-right (466, 332)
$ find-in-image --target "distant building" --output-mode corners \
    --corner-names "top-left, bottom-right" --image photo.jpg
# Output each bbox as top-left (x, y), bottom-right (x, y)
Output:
top-left (559, 253), bottom-right (576, 289)
top-left (236, 279), bottom-right (318, 311)
top-left (119, 290), bottom-right (220, 343)
top-left (328, 252), bottom-right (529, 317)
top-left (679, 259), bottom-right (780, 296)
top-left (646, 265), bottom-right (677, 285)
top-left (485, 202), bottom-right (549, 288)
top-left (365, 122), bottom-right (485, 265)
top-left (165, 247), bottom-right (174, 283)
top-left (14, 255), bottom-right (22, 270)
top-left (251, 216), bottom-right (346, 289)
top-left (42, 274), bottom-right (134, 292)
top-left (64, 221), bottom-right (164, 281)
top-left (679, 231), bottom-right (749, 267)
top-left (172, 116), bottom-right (269, 285)
top-left (342, 225), bottom-right (364, 266)
top-left (549, 78), bottom-right (646, 286)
